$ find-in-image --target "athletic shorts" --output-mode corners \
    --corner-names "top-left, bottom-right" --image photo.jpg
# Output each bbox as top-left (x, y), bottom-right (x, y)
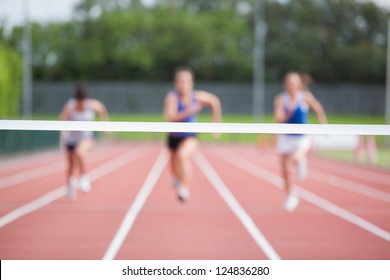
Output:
top-left (65, 141), bottom-right (78, 152)
top-left (167, 135), bottom-right (195, 151)
top-left (277, 134), bottom-right (311, 155)
top-left (64, 136), bottom-right (95, 153)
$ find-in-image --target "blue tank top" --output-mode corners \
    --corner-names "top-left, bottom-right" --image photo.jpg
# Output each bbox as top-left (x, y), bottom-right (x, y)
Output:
top-left (282, 91), bottom-right (308, 136)
top-left (170, 90), bottom-right (197, 138)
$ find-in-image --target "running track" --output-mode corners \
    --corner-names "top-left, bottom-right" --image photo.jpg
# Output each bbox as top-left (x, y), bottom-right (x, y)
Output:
top-left (0, 141), bottom-right (389, 260)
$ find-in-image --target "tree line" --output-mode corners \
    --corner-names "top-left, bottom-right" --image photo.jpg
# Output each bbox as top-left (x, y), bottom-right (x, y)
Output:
top-left (1, 0), bottom-right (389, 83)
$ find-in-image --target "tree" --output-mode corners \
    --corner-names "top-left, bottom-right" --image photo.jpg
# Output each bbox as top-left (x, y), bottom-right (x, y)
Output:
top-left (1, 0), bottom-right (388, 83)
top-left (0, 43), bottom-right (22, 117)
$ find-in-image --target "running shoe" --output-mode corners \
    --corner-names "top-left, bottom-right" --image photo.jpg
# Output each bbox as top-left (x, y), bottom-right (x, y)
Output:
top-left (177, 186), bottom-right (190, 202)
top-left (284, 192), bottom-right (299, 212)
top-left (79, 176), bottom-right (91, 192)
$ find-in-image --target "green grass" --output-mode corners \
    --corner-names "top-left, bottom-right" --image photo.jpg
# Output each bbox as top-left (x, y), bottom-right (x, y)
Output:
top-left (315, 149), bottom-right (389, 168)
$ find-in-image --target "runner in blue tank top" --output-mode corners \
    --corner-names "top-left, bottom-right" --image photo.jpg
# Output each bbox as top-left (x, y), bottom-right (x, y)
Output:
top-left (274, 72), bottom-right (327, 211)
top-left (164, 67), bottom-right (222, 202)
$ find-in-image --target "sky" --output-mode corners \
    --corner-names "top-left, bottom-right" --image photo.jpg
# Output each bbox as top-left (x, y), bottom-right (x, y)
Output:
top-left (0, 0), bottom-right (156, 28)
top-left (0, 0), bottom-right (389, 28)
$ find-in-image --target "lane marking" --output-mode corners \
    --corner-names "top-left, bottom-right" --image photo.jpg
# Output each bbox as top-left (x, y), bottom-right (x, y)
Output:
top-left (307, 170), bottom-right (390, 203)
top-left (309, 159), bottom-right (390, 186)
top-left (0, 146), bottom-right (150, 229)
top-left (212, 147), bottom-right (390, 242)
top-left (239, 148), bottom-right (390, 203)
top-left (0, 144), bottom-right (122, 190)
top-left (102, 149), bottom-right (169, 260)
top-left (0, 150), bottom-right (59, 171)
top-left (194, 152), bottom-right (281, 260)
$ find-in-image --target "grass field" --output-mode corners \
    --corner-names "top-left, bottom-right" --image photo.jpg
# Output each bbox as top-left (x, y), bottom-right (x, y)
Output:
top-left (315, 149), bottom-right (389, 168)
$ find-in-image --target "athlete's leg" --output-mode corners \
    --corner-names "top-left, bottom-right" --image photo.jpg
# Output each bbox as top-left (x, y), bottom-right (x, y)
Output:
top-left (291, 136), bottom-right (311, 179)
top-left (281, 154), bottom-right (292, 194)
top-left (281, 154), bottom-right (299, 211)
top-left (74, 138), bottom-right (94, 175)
top-left (169, 150), bottom-right (181, 188)
top-left (66, 150), bottom-right (76, 182)
top-left (65, 149), bottom-right (77, 200)
top-left (174, 137), bottom-right (199, 201)
top-left (291, 147), bottom-right (308, 179)
top-left (74, 138), bottom-right (95, 192)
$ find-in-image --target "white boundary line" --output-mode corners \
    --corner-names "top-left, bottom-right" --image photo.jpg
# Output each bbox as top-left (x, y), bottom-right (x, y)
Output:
top-left (0, 144), bottom-right (122, 190)
top-left (0, 150), bottom-right (59, 171)
top-left (1, 120), bottom-right (389, 135)
top-left (212, 147), bottom-right (390, 242)
top-left (309, 159), bottom-right (390, 186)
top-left (305, 170), bottom-right (390, 203)
top-left (0, 162), bottom-right (65, 190)
top-left (0, 146), bottom-right (150, 229)
top-left (102, 149), bottom-right (169, 260)
top-left (238, 148), bottom-right (390, 203)
top-left (193, 152), bottom-right (281, 260)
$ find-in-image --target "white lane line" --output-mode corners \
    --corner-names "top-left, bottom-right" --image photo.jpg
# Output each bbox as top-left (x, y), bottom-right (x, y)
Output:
top-left (212, 147), bottom-right (390, 243)
top-left (309, 170), bottom-right (390, 203)
top-left (239, 149), bottom-right (390, 203)
top-left (0, 144), bottom-right (126, 190)
top-left (0, 150), bottom-right (59, 171)
top-left (0, 162), bottom-right (65, 190)
top-left (310, 159), bottom-right (390, 186)
top-left (193, 152), bottom-right (281, 260)
top-left (0, 146), bottom-right (150, 229)
top-left (102, 149), bottom-right (169, 260)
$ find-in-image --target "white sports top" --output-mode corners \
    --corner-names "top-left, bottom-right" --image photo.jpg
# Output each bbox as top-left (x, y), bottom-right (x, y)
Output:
top-left (66, 99), bottom-right (95, 143)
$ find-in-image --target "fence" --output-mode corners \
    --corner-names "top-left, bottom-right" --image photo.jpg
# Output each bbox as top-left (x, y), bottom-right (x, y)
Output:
top-left (32, 82), bottom-right (385, 115)
top-left (0, 81), bottom-right (386, 155)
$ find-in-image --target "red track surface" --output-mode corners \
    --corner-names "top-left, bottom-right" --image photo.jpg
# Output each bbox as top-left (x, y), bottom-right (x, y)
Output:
top-left (0, 141), bottom-right (389, 260)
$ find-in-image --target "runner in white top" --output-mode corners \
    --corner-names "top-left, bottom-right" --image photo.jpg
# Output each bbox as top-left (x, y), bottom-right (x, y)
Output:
top-left (59, 84), bottom-right (109, 200)
top-left (274, 72), bottom-right (327, 211)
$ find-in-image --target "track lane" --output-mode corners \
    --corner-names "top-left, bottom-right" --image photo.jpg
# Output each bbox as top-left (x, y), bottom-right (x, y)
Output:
top-left (204, 144), bottom-right (390, 259)
top-left (238, 146), bottom-right (390, 232)
top-left (113, 148), bottom-right (268, 260)
top-left (0, 143), bottom-right (156, 259)
top-left (1, 142), bottom-right (389, 260)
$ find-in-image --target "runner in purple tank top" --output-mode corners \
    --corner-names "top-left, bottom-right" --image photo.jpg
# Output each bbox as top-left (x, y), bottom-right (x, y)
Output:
top-left (164, 67), bottom-right (222, 202)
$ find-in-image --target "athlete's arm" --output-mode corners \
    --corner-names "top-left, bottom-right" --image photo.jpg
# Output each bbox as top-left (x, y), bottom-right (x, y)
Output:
top-left (274, 94), bottom-right (288, 123)
top-left (164, 92), bottom-right (202, 122)
top-left (196, 91), bottom-right (222, 123)
top-left (59, 103), bottom-right (71, 120)
top-left (90, 99), bottom-right (109, 121)
top-left (305, 91), bottom-right (328, 124)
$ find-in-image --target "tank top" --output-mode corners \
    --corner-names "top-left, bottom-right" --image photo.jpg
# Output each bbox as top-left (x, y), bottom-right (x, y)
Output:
top-left (281, 91), bottom-right (308, 136)
top-left (66, 99), bottom-right (95, 143)
top-left (170, 90), bottom-right (197, 138)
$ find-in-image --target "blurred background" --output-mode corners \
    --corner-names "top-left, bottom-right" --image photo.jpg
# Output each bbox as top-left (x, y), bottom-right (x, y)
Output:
top-left (0, 0), bottom-right (389, 166)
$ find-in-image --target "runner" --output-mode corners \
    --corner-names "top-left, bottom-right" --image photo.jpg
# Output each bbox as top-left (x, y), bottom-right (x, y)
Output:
top-left (164, 66), bottom-right (222, 202)
top-left (274, 72), bottom-right (327, 211)
top-left (59, 84), bottom-right (109, 200)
